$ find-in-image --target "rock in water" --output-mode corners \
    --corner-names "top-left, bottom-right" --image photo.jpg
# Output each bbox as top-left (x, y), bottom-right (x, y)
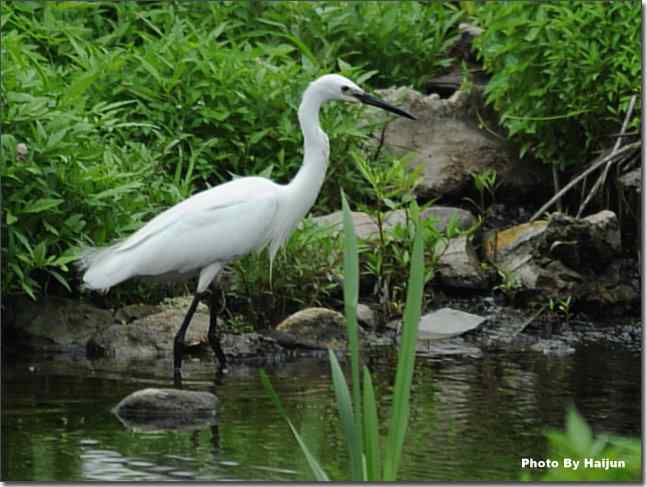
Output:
top-left (114, 388), bottom-right (218, 432)
top-left (418, 308), bottom-right (487, 341)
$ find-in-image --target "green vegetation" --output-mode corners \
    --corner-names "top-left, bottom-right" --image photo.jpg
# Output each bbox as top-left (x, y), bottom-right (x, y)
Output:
top-left (1, 1), bottom-right (461, 301)
top-left (465, 168), bottom-right (498, 217)
top-left (2, 1), bottom-right (640, 316)
top-left (262, 192), bottom-right (425, 480)
top-left (472, 2), bottom-right (641, 168)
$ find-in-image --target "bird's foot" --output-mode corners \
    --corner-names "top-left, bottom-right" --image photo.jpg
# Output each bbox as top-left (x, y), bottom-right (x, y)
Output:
top-left (173, 367), bottom-right (184, 388)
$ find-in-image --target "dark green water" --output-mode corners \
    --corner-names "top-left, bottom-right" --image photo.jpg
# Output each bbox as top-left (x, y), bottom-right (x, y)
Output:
top-left (2, 343), bottom-right (641, 481)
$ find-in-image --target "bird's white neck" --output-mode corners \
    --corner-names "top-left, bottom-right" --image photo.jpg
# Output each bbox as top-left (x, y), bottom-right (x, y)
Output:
top-left (286, 87), bottom-right (330, 214)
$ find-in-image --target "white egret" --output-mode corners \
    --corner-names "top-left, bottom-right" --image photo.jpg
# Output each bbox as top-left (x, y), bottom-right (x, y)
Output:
top-left (78, 74), bottom-right (415, 379)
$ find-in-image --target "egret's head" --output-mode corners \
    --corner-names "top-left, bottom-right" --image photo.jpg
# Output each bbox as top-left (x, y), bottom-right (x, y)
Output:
top-left (309, 74), bottom-right (416, 120)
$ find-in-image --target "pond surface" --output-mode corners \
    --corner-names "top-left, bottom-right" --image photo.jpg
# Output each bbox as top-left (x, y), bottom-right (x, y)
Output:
top-left (2, 340), bottom-right (641, 481)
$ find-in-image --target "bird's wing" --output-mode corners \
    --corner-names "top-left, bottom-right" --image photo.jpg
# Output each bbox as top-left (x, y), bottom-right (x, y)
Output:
top-left (114, 176), bottom-right (279, 254)
top-left (130, 194), bottom-right (279, 276)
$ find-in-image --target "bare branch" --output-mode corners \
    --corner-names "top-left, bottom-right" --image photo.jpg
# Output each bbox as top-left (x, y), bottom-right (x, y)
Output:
top-left (530, 141), bottom-right (641, 222)
top-left (576, 95), bottom-right (637, 217)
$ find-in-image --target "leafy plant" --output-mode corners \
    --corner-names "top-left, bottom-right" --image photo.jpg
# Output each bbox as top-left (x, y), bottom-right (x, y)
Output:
top-left (472, 2), bottom-right (641, 169)
top-left (548, 295), bottom-right (574, 322)
top-left (524, 408), bottom-right (641, 481)
top-left (492, 266), bottom-right (521, 300)
top-left (261, 191), bottom-right (425, 481)
top-left (464, 168), bottom-right (498, 216)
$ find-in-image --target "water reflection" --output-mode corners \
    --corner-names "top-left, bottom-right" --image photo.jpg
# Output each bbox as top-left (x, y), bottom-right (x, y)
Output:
top-left (2, 343), bottom-right (641, 481)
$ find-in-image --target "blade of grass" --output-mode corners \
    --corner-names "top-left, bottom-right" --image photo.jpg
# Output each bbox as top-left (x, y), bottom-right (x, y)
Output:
top-left (362, 366), bottom-right (380, 481)
top-left (329, 350), bottom-right (364, 481)
top-left (383, 212), bottom-right (424, 481)
top-left (259, 370), bottom-right (329, 481)
top-left (340, 192), bottom-right (362, 440)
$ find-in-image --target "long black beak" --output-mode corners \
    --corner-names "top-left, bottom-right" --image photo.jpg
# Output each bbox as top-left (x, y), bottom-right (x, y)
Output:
top-left (354, 92), bottom-right (416, 120)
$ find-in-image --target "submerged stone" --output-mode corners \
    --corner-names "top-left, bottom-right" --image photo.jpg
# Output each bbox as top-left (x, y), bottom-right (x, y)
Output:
top-left (114, 388), bottom-right (218, 431)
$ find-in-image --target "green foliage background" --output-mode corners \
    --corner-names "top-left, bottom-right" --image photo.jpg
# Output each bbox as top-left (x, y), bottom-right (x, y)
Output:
top-left (472, 1), bottom-right (641, 167)
top-left (1, 1), bottom-right (462, 299)
top-left (1, 1), bottom-right (640, 303)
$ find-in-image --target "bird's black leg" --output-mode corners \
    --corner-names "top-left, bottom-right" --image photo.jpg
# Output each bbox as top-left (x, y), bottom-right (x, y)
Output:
top-left (208, 284), bottom-right (228, 373)
top-left (174, 292), bottom-right (202, 385)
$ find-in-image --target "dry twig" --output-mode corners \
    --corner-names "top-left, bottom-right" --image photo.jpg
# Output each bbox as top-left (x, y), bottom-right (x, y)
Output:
top-left (530, 141), bottom-right (641, 222)
top-left (576, 95), bottom-right (637, 217)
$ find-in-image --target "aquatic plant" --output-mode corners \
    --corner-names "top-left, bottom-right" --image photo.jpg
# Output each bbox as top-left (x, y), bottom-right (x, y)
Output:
top-left (261, 191), bottom-right (424, 480)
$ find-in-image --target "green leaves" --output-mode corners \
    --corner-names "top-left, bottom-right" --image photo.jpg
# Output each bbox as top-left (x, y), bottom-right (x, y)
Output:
top-left (539, 408), bottom-right (641, 481)
top-left (473, 2), bottom-right (640, 168)
top-left (383, 202), bottom-right (424, 481)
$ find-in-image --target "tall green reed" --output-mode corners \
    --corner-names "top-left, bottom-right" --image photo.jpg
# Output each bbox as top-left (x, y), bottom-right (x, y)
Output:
top-left (261, 190), bottom-right (425, 481)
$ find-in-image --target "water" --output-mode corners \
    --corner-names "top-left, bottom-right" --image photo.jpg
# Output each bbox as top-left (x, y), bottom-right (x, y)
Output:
top-left (2, 342), bottom-right (640, 481)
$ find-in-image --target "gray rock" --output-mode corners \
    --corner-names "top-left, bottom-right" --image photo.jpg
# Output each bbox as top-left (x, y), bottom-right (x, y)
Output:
top-left (582, 210), bottom-right (621, 255)
top-left (88, 308), bottom-right (211, 359)
top-left (115, 387), bottom-right (217, 416)
top-left (311, 211), bottom-right (379, 240)
top-left (417, 308), bottom-right (487, 341)
top-left (114, 304), bottom-right (163, 324)
top-left (619, 167), bottom-right (641, 194)
top-left (436, 235), bottom-right (488, 289)
top-left (10, 296), bottom-right (114, 353)
top-left (114, 388), bottom-right (217, 431)
top-left (273, 307), bottom-right (354, 350)
top-left (384, 206), bottom-right (476, 233)
top-left (363, 87), bottom-right (547, 200)
top-left (356, 303), bottom-right (378, 330)
top-left (313, 206), bottom-right (476, 242)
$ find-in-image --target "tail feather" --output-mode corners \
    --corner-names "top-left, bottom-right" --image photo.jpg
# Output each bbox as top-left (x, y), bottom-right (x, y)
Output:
top-left (76, 243), bottom-right (133, 292)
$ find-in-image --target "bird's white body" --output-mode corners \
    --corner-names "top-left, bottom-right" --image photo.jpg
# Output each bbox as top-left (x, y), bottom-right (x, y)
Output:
top-left (80, 76), bottom-right (334, 293)
top-left (78, 73), bottom-right (415, 376)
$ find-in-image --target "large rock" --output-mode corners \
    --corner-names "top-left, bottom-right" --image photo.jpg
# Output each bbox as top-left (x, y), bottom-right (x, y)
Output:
top-left (87, 308), bottom-right (211, 360)
top-left (311, 211), bottom-right (379, 239)
top-left (363, 87), bottom-right (547, 200)
top-left (8, 296), bottom-right (114, 353)
top-left (273, 307), bottom-right (354, 350)
top-left (483, 210), bottom-right (639, 306)
top-left (114, 388), bottom-right (217, 431)
top-left (385, 206), bottom-right (476, 233)
top-left (88, 308), bottom-right (281, 361)
top-left (436, 235), bottom-right (488, 289)
top-left (312, 206), bottom-right (476, 240)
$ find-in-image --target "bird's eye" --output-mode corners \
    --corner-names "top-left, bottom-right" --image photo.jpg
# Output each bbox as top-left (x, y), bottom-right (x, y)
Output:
top-left (341, 86), bottom-right (350, 93)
